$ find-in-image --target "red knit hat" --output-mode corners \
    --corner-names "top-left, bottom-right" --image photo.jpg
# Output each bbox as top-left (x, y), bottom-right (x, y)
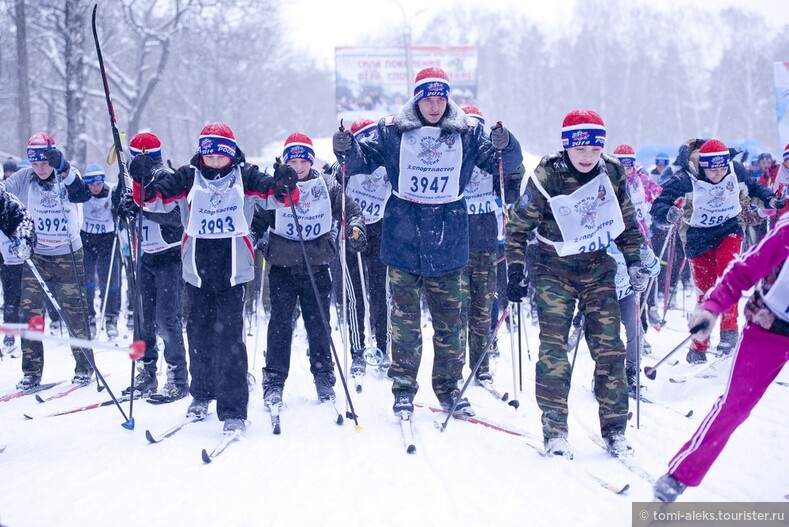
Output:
top-left (129, 132), bottom-right (162, 158)
top-left (413, 67), bottom-right (450, 103)
top-left (27, 132), bottom-right (56, 162)
top-left (283, 133), bottom-right (315, 165)
top-left (462, 105), bottom-right (485, 125)
top-left (198, 122), bottom-right (237, 160)
top-left (698, 139), bottom-right (729, 169)
top-left (561, 109), bottom-right (606, 149)
top-left (350, 118), bottom-right (376, 138)
top-left (783, 143), bottom-right (789, 161)
top-left (613, 144), bottom-right (636, 167)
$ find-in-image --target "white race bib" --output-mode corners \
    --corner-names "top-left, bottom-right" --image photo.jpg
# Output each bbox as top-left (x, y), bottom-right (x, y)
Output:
top-left (28, 183), bottom-right (81, 248)
top-left (81, 194), bottom-right (115, 234)
top-left (763, 263), bottom-right (789, 323)
top-left (534, 172), bottom-right (625, 257)
top-left (607, 244), bottom-right (632, 300)
top-left (140, 217), bottom-right (180, 254)
top-left (0, 233), bottom-right (23, 265)
top-left (465, 166), bottom-right (495, 215)
top-left (396, 127), bottom-right (462, 204)
top-left (346, 167), bottom-right (391, 224)
top-left (274, 176), bottom-right (332, 241)
top-left (688, 169), bottom-right (741, 228)
top-left (185, 167), bottom-right (249, 239)
top-left (627, 174), bottom-right (649, 224)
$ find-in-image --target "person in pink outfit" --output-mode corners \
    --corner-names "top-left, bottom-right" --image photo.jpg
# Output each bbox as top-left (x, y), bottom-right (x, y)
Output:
top-left (653, 213), bottom-right (789, 502)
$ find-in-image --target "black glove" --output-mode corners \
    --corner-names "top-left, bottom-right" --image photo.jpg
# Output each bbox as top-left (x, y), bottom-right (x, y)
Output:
top-left (128, 154), bottom-right (155, 184)
top-left (10, 216), bottom-right (36, 260)
top-left (347, 226), bottom-right (367, 253)
top-left (333, 129), bottom-right (353, 154)
top-left (666, 206), bottom-right (683, 224)
top-left (628, 263), bottom-right (650, 293)
top-left (44, 148), bottom-right (70, 174)
top-left (490, 122), bottom-right (510, 150)
top-left (769, 195), bottom-right (787, 210)
top-left (506, 263), bottom-right (529, 303)
top-left (117, 191), bottom-right (137, 220)
top-left (273, 161), bottom-right (298, 188)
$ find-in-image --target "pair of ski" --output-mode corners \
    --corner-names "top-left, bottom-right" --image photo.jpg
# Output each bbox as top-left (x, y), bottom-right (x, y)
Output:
top-left (630, 393), bottom-right (693, 419)
top-left (0, 380), bottom-right (67, 403)
top-left (24, 392), bottom-right (135, 420)
top-left (144, 412), bottom-right (245, 463)
top-left (415, 403), bottom-right (630, 495)
top-left (669, 353), bottom-right (733, 384)
top-left (263, 399), bottom-right (344, 435)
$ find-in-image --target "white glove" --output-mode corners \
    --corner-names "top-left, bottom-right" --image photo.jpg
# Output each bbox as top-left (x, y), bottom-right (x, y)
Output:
top-left (639, 244), bottom-right (660, 278)
top-left (688, 308), bottom-right (716, 342)
top-left (11, 216), bottom-right (35, 260)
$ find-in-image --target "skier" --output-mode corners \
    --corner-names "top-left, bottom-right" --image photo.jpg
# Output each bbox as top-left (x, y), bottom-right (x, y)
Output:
top-left (604, 241), bottom-right (659, 396)
top-left (4, 133), bottom-right (96, 389)
top-left (3, 158), bottom-right (18, 180)
top-left (0, 187), bottom-right (35, 358)
top-left (459, 105), bottom-right (523, 384)
top-left (338, 118), bottom-right (393, 380)
top-left (612, 144), bottom-right (662, 337)
top-left (79, 163), bottom-right (121, 339)
top-left (333, 66), bottom-right (523, 417)
top-left (260, 133), bottom-right (366, 408)
top-left (650, 138), bottom-right (781, 363)
top-left (756, 143), bottom-right (789, 220)
top-left (129, 122), bottom-right (297, 434)
top-left (120, 132), bottom-right (189, 402)
top-left (505, 109), bottom-right (646, 459)
top-left (654, 213), bottom-right (789, 502)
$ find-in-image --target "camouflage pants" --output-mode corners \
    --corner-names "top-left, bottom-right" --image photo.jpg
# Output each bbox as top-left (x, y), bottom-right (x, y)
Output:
top-left (20, 251), bottom-right (94, 377)
top-left (460, 250), bottom-right (497, 376)
top-left (388, 267), bottom-right (464, 398)
top-left (533, 250), bottom-right (628, 440)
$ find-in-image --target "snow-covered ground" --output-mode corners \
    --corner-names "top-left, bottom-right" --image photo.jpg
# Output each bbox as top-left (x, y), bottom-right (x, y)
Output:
top-left (1, 286), bottom-right (787, 527)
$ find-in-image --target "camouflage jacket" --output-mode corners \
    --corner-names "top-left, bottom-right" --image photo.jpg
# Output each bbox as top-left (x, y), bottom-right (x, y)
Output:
top-left (506, 151), bottom-right (643, 267)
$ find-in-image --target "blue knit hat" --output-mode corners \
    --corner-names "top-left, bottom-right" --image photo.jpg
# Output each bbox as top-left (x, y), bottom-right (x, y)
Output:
top-left (83, 163), bottom-right (106, 184)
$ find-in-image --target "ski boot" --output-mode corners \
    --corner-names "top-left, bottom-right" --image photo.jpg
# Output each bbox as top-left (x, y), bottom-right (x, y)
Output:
top-left (122, 368), bottom-right (157, 396)
top-left (437, 389), bottom-right (474, 417)
top-left (16, 374), bottom-right (42, 391)
top-left (314, 372), bottom-right (336, 402)
top-left (653, 473), bottom-right (686, 502)
top-left (544, 436), bottom-right (573, 460)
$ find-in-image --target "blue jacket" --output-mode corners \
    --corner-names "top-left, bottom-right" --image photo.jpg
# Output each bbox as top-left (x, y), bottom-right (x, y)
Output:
top-left (338, 98), bottom-right (523, 277)
top-left (651, 159), bottom-right (774, 258)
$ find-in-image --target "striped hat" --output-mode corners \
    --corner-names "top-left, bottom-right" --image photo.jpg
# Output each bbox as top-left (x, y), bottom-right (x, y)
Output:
top-left (198, 122), bottom-right (237, 160)
top-left (83, 163), bottom-right (106, 184)
top-left (698, 139), bottom-right (730, 170)
top-left (282, 133), bottom-right (315, 165)
top-left (350, 118), bottom-right (376, 138)
top-left (462, 105), bottom-right (485, 125)
top-left (613, 144), bottom-right (636, 168)
top-left (413, 67), bottom-right (450, 103)
top-left (561, 109), bottom-right (606, 149)
top-left (129, 132), bottom-right (162, 159)
top-left (783, 143), bottom-right (789, 160)
top-left (27, 132), bottom-right (56, 162)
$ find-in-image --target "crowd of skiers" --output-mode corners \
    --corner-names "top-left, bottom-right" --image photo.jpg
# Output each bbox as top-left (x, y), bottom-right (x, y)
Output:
top-left (1, 65), bottom-right (788, 503)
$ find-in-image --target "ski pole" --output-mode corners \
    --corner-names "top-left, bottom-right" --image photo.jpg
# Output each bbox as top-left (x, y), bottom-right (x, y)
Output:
top-left (0, 317), bottom-right (143, 360)
top-left (643, 321), bottom-right (708, 380)
top-left (516, 301), bottom-right (523, 391)
top-left (357, 252), bottom-right (382, 364)
top-left (97, 221), bottom-right (119, 333)
top-left (437, 306), bottom-right (516, 432)
top-left (568, 313), bottom-right (585, 381)
top-left (24, 259), bottom-right (134, 428)
top-left (285, 184), bottom-right (361, 429)
top-left (338, 121), bottom-right (350, 414)
top-left (634, 291), bottom-right (643, 429)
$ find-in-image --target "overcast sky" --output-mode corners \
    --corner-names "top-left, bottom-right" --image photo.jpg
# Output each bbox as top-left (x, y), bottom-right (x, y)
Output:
top-left (283, 0), bottom-right (788, 68)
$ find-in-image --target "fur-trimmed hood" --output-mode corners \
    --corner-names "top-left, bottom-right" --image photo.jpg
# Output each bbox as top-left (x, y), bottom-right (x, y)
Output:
top-left (394, 97), bottom-right (469, 134)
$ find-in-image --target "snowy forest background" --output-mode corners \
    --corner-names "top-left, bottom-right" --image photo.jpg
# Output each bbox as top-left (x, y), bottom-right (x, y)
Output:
top-left (0, 0), bottom-right (787, 168)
